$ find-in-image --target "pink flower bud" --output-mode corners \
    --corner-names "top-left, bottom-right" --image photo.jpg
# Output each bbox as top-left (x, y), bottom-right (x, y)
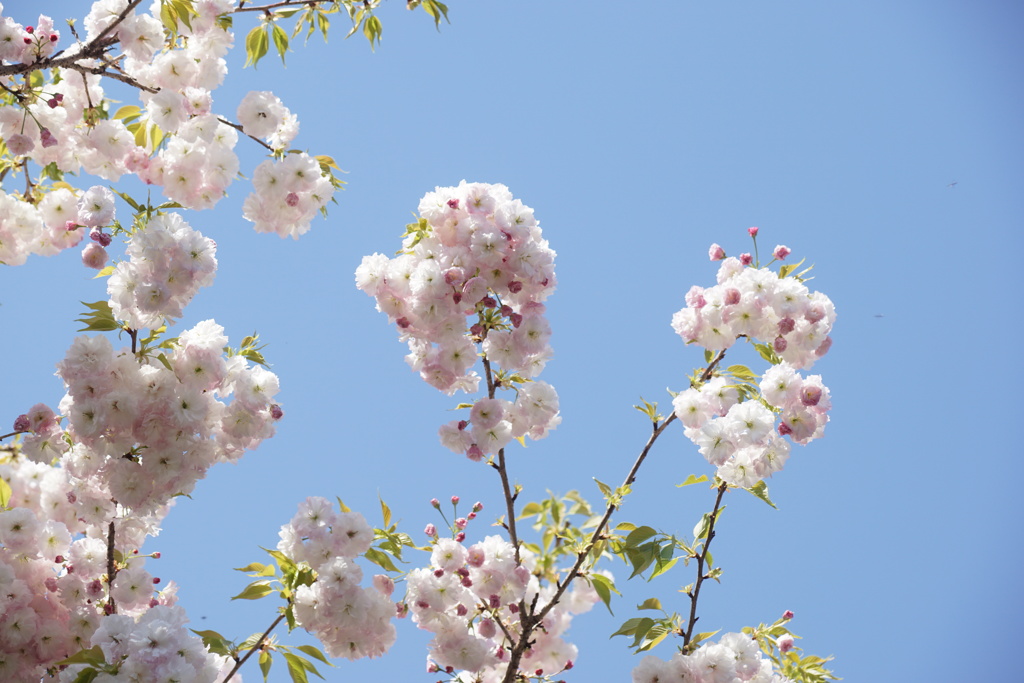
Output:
top-left (451, 495), bottom-right (460, 505)
top-left (748, 226), bottom-right (759, 237)
top-left (467, 546), bottom-right (485, 567)
top-left (153, 552), bottom-right (161, 559)
top-left (447, 198), bottom-right (459, 209)
top-left (456, 603), bottom-right (468, 615)
top-left (778, 317), bottom-right (795, 334)
top-left (478, 618), bottom-right (497, 639)
top-left (455, 531), bottom-right (466, 542)
top-left (510, 312), bottom-right (524, 328)
top-left (373, 574), bottom-right (395, 597)
top-left (90, 229), bottom-right (112, 247)
top-left (508, 602), bottom-right (519, 613)
top-left (778, 421), bottom-right (792, 436)
top-left (815, 336), bottom-right (833, 357)
top-left (800, 386), bottom-right (822, 406)
top-left (25, 26), bottom-right (34, 34)
top-left (39, 128), bottom-right (57, 148)
top-left (424, 523), bottom-right (437, 536)
top-left (466, 444), bottom-right (484, 461)
top-left (723, 288), bottom-right (740, 305)
top-left (773, 244), bottom-right (791, 260)
top-left (270, 404), bottom-right (284, 420)
top-left (773, 335), bottom-right (787, 353)
top-left (457, 420), bottom-right (468, 430)
top-left (65, 221), bottom-right (79, 231)
top-left (782, 610), bottom-right (794, 620)
top-left (396, 317), bottom-right (411, 329)
top-left (153, 577), bottom-right (161, 584)
top-left (433, 568), bottom-right (444, 578)
top-left (708, 243), bottom-right (725, 261)
top-left (778, 634), bottom-right (795, 653)
top-left (507, 280), bottom-right (523, 293)
top-left (482, 296), bottom-right (497, 308)
top-left (455, 517), bottom-right (468, 530)
top-left (13, 414), bottom-right (30, 432)
top-left (285, 192), bottom-right (299, 207)
top-left (488, 594), bottom-right (501, 609)
top-left (565, 660), bottom-right (574, 670)
top-left (467, 512), bottom-right (476, 520)
top-left (472, 501), bottom-right (483, 512)
top-left (740, 252), bottom-right (753, 265)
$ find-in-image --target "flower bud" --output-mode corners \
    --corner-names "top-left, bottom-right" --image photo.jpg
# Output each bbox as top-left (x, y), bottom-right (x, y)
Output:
top-left (748, 226), bottom-right (759, 237)
top-left (778, 634), bottom-right (795, 653)
top-left (451, 495), bottom-right (460, 505)
top-left (12, 414), bottom-right (30, 432)
top-left (773, 244), bottom-right (791, 260)
top-left (708, 243), bottom-right (725, 261)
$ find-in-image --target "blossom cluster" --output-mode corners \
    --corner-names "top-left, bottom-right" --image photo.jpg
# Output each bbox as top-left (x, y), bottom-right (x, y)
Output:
top-left (107, 212), bottom-right (218, 330)
top-left (57, 605), bottom-right (236, 683)
top-left (403, 534), bottom-right (598, 680)
top-left (277, 497), bottom-right (397, 660)
top-left (671, 248), bottom-right (835, 486)
top-left (0, 496), bottom-right (175, 679)
top-left (50, 319), bottom-right (281, 514)
top-left (356, 182), bottom-right (561, 457)
top-left (241, 152), bottom-right (335, 239)
top-left (671, 256), bottom-right (834, 369)
top-left (0, 3), bottom-right (328, 269)
top-left (632, 632), bottom-right (796, 683)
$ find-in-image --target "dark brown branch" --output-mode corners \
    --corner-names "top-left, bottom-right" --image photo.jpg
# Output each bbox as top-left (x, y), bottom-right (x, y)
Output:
top-left (222, 611), bottom-right (287, 683)
top-left (106, 519), bottom-right (118, 614)
top-left (682, 482), bottom-right (728, 646)
top-left (216, 117), bottom-right (274, 151)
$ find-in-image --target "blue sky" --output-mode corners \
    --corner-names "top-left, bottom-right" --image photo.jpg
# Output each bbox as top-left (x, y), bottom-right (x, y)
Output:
top-left (2, 1), bottom-right (1022, 681)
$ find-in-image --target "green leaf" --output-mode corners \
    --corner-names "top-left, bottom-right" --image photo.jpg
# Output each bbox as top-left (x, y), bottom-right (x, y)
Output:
top-left (0, 478), bottom-right (11, 508)
top-left (637, 597), bottom-right (663, 611)
top-left (421, 0), bottom-right (450, 29)
top-left (727, 364), bottom-right (759, 382)
top-left (638, 623), bottom-right (671, 652)
top-left (272, 23), bottom-right (289, 64)
top-left (364, 547), bottom-right (399, 573)
top-left (746, 480), bottom-right (778, 509)
top-left (379, 495), bottom-right (392, 528)
top-left (752, 341), bottom-right (782, 365)
top-left (690, 629), bottom-right (721, 646)
top-left (677, 473), bottom-right (709, 487)
top-left (76, 300), bottom-right (120, 332)
top-left (295, 645), bottom-right (333, 667)
top-left (231, 582), bottom-right (274, 600)
top-left (259, 649), bottom-right (272, 681)
top-left (191, 629), bottom-right (232, 657)
top-left (593, 477), bottom-right (613, 499)
top-left (245, 25), bottom-right (270, 68)
top-left (623, 526), bottom-right (657, 548)
top-left (610, 617), bottom-right (646, 638)
top-left (588, 573), bottom-right (619, 614)
top-left (55, 645), bottom-right (106, 668)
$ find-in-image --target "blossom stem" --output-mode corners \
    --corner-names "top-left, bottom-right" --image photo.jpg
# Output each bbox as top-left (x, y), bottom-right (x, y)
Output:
top-left (106, 519), bottom-right (118, 614)
top-left (222, 611), bottom-right (287, 683)
top-left (682, 482), bottom-right (728, 648)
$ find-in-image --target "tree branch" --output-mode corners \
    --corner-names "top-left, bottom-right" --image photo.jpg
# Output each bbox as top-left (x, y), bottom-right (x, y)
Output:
top-left (222, 611), bottom-right (287, 683)
top-left (683, 482), bottom-right (728, 646)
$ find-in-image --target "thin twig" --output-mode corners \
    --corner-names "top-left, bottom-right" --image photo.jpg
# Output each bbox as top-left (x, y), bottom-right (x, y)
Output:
top-left (222, 611), bottom-right (287, 683)
top-left (683, 482), bottom-right (728, 646)
top-left (216, 117), bottom-right (274, 151)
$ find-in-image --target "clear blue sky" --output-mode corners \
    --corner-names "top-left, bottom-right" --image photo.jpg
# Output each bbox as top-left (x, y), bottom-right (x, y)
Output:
top-left (2, 1), bottom-right (1022, 681)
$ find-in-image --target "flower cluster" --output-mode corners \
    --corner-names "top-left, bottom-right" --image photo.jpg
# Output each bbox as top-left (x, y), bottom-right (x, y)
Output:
top-left (57, 605), bottom-right (236, 683)
top-left (671, 256), bottom-right (834, 369)
top-left (403, 534), bottom-right (597, 680)
top-left (277, 497), bottom-right (397, 660)
top-left (107, 212), bottom-right (218, 330)
top-left (671, 245), bottom-right (835, 486)
top-left (632, 632), bottom-right (796, 683)
top-left (54, 319), bottom-right (281, 514)
top-left (237, 90), bottom-right (299, 150)
top-left (241, 152), bottom-right (335, 239)
top-left (357, 182), bottom-right (561, 457)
